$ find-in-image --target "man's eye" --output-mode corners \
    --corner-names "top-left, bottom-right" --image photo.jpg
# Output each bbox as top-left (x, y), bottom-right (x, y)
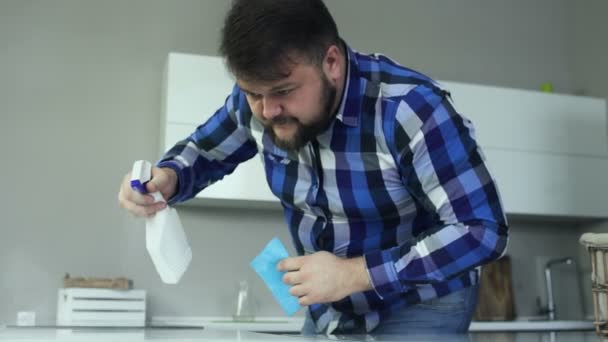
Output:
top-left (276, 89), bottom-right (293, 96)
top-left (246, 92), bottom-right (262, 100)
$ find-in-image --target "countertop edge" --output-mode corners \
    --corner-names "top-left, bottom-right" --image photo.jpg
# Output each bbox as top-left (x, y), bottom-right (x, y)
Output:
top-left (150, 316), bottom-right (596, 332)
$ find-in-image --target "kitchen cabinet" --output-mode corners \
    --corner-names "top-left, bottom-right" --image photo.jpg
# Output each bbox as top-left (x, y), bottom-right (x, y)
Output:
top-left (440, 81), bottom-right (607, 157)
top-left (161, 54), bottom-right (279, 209)
top-left (441, 81), bottom-right (608, 218)
top-left (162, 53), bottom-right (608, 218)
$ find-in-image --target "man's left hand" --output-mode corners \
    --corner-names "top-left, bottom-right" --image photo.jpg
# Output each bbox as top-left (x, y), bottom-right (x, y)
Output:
top-left (277, 251), bottom-right (372, 306)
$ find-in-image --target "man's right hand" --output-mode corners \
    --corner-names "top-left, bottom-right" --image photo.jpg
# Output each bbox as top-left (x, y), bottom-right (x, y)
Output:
top-left (117, 166), bottom-right (178, 217)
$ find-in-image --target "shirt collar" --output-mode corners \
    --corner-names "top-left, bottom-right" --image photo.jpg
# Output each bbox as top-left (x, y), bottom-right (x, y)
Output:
top-left (334, 42), bottom-right (361, 127)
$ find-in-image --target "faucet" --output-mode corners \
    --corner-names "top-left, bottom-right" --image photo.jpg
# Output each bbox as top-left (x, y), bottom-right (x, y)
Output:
top-left (544, 257), bottom-right (573, 320)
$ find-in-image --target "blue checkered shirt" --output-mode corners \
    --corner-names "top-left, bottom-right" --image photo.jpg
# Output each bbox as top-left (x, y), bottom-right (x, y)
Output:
top-left (158, 44), bottom-right (509, 333)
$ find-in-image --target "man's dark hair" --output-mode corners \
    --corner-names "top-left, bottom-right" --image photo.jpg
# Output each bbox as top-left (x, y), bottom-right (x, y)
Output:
top-left (220, 0), bottom-right (341, 82)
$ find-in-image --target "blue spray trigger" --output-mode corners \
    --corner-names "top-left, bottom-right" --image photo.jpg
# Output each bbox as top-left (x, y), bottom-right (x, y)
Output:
top-left (130, 179), bottom-right (147, 194)
top-left (250, 237), bottom-right (301, 316)
top-left (130, 160), bottom-right (153, 194)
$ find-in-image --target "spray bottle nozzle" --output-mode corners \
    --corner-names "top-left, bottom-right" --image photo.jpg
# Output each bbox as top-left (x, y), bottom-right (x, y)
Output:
top-left (130, 160), bottom-right (153, 194)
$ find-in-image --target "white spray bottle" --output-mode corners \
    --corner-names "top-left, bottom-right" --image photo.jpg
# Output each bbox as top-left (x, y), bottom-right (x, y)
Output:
top-left (130, 160), bottom-right (192, 284)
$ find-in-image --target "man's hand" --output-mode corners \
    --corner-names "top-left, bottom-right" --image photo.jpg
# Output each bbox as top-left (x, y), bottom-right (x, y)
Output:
top-left (117, 166), bottom-right (178, 217)
top-left (277, 251), bottom-right (372, 306)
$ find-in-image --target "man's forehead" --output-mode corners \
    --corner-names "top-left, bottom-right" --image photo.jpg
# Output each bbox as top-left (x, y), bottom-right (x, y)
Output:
top-left (237, 70), bottom-right (301, 93)
top-left (234, 51), bottom-right (320, 91)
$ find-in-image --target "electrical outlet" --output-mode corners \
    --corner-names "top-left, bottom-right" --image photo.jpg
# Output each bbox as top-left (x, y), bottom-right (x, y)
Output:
top-left (16, 311), bottom-right (36, 326)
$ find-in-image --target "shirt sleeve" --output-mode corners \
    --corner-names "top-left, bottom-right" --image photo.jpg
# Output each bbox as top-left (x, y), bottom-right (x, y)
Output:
top-left (156, 84), bottom-right (258, 204)
top-left (364, 84), bottom-right (509, 299)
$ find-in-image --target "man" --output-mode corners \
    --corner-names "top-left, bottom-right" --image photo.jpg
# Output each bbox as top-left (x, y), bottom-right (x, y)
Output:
top-left (118, 0), bottom-right (508, 335)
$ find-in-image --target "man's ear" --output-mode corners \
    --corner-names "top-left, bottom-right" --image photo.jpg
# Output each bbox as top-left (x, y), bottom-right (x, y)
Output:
top-left (323, 44), bottom-right (343, 83)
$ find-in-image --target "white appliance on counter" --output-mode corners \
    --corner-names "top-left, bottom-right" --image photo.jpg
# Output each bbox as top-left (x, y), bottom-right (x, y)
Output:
top-left (56, 288), bottom-right (146, 327)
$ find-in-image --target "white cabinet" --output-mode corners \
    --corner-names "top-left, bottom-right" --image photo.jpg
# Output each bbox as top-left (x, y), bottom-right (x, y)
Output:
top-left (161, 53), bottom-right (279, 208)
top-left (162, 53), bottom-right (608, 218)
top-left (440, 81), bottom-right (608, 218)
top-left (483, 148), bottom-right (608, 218)
top-left (440, 81), bottom-right (607, 157)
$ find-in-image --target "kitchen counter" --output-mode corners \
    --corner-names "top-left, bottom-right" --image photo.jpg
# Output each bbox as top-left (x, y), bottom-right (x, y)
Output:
top-left (0, 326), bottom-right (604, 342)
top-left (150, 316), bottom-right (596, 333)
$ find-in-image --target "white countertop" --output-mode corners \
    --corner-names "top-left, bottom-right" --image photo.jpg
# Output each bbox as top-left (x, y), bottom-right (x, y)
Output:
top-left (150, 316), bottom-right (304, 332)
top-left (469, 319), bottom-right (596, 332)
top-left (150, 316), bottom-right (596, 333)
top-left (0, 326), bottom-right (601, 342)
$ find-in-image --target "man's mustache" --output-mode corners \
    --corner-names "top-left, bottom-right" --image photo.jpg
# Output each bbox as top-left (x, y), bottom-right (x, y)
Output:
top-left (269, 116), bottom-right (298, 125)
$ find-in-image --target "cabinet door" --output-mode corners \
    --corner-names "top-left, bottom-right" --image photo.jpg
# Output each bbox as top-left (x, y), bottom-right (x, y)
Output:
top-left (485, 148), bottom-right (608, 218)
top-left (442, 81), bottom-right (608, 157)
top-left (162, 53), bottom-right (278, 206)
top-left (443, 81), bottom-right (608, 218)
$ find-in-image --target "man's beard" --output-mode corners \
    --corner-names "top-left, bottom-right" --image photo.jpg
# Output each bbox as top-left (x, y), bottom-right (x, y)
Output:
top-left (265, 74), bottom-right (337, 151)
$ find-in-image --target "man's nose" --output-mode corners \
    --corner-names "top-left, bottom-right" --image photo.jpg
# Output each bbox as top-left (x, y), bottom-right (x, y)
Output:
top-left (261, 96), bottom-right (282, 120)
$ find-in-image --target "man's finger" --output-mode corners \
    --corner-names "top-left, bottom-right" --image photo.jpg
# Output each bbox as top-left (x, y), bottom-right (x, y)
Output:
top-left (289, 284), bottom-right (308, 297)
top-left (143, 203), bottom-right (164, 217)
top-left (121, 180), bottom-right (153, 204)
top-left (122, 199), bottom-right (163, 218)
top-left (121, 200), bottom-right (148, 218)
top-left (282, 271), bottom-right (301, 285)
top-left (277, 256), bottom-right (306, 272)
top-left (130, 190), bottom-right (155, 205)
top-left (298, 295), bottom-right (313, 306)
top-left (146, 180), bottom-right (159, 194)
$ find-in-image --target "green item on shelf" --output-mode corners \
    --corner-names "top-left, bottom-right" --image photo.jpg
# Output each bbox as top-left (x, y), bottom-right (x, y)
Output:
top-left (540, 83), bottom-right (554, 93)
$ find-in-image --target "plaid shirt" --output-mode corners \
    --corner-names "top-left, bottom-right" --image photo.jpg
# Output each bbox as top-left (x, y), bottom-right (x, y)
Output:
top-left (158, 44), bottom-right (509, 333)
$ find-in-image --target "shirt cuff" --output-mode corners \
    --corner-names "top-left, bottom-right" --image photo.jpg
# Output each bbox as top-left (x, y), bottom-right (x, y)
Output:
top-left (364, 249), bottom-right (405, 299)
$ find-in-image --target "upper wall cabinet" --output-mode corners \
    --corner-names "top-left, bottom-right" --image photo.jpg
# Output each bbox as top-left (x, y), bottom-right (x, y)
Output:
top-left (440, 81), bottom-right (608, 218)
top-left (440, 81), bottom-right (607, 157)
top-left (161, 53), bottom-right (279, 208)
top-left (162, 53), bottom-right (608, 218)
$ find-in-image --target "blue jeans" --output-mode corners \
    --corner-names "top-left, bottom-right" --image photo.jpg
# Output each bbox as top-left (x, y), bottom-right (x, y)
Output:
top-left (301, 284), bottom-right (479, 336)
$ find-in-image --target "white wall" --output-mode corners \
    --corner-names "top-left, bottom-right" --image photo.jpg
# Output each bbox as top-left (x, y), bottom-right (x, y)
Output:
top-left (568, 0), bottom-right (608, 319)
top-left (568, 0), bottom-right (608, 99)
top-left (0, 0), bottom-right (603, 325)
top-left (329, 0), bottom-right (574, 93)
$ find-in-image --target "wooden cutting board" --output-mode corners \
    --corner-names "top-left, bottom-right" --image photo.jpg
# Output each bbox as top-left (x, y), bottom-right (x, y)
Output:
top-left (474, 255), bottom-right (516, 321)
